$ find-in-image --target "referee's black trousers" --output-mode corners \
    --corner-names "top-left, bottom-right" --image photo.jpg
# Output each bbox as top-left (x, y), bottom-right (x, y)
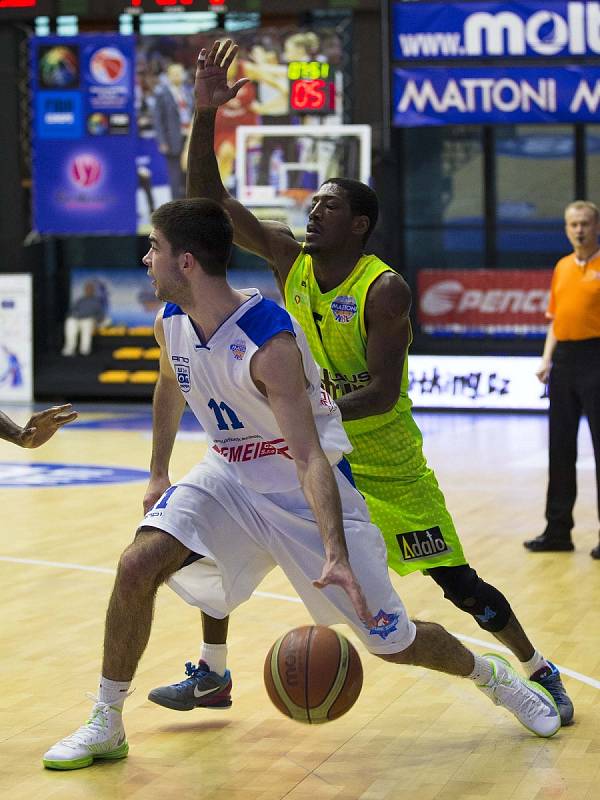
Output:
top-left (545, 338), bottom-right (600, 538)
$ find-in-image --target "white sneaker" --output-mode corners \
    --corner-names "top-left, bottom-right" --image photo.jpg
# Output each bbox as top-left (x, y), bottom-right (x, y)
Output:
top-left (43, 698), bottom-right (129, 770)
top-left (478, 654), bottom-right (560, 738)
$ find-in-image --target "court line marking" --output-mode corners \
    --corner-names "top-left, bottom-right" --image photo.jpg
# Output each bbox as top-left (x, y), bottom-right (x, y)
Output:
top-left (2, 554), bottom-right (598, 690)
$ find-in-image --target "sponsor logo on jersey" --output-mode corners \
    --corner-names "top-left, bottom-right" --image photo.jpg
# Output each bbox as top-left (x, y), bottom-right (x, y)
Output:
top-left (230, 339), bottom-right (247, 360)
top-left (321, 368), bottom-right (371, 400)
top-left (319, 387), bottom-right (337, 412)
top-left (212, 437), bottom-right (293, 463)
top-left (172, 356), bottom-right (191, 392)
top-left (396, 526), bottom-right (452, 561)
top-left (368, 609), bottom-right (400, 640)
top-left (331, 295), bottom-right (357, 323)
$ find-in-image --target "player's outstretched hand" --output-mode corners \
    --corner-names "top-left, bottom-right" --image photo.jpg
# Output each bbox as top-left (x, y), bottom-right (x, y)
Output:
top-left (18, 404), bottom-right (78, 448)
top-left (194, 39), bottom-right (250, 111)
top-left (314, 558), bottom-right (376, 629)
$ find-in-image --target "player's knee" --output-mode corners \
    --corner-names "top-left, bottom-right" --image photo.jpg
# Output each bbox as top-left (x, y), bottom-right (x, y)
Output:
top-left (428, 565), bottom-right (511, 633)
top-left (116, 532), bottom-right (176, 593)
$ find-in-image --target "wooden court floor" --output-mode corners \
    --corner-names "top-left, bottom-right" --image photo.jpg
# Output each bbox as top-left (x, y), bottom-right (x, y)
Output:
top-left (1, 405), bottom-right (599, 800)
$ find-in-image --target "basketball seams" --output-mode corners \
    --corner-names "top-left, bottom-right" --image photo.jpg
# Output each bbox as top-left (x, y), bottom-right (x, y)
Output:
top-left (269, 633), bottom-right (310, 722)
top-left (305, 626), bottom-right (314, 723)
top-left (308, 631), bottom-right (348, 724)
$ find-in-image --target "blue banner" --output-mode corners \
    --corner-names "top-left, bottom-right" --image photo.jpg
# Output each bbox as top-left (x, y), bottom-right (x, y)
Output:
top-left (393, 65), bottom-right (600, 126)
top-left (392, 1), bottom-right (600, 60)
top-left (31, 35), bottom-right (137, 235)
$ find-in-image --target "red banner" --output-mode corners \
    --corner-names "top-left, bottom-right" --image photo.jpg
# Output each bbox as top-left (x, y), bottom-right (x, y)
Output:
top-left (417, 269), bottom-right (553, 333)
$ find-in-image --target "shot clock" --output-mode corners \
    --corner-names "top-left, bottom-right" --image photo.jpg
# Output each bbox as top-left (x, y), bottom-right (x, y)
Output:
top-left (288, 61), bottom-right (336, 115)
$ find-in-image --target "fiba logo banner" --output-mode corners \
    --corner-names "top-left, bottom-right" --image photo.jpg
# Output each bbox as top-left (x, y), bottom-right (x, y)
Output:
top-left (90, 47), bottom-right (127, 85)
top-left (393, 2), bottom-right (600, 60)
top-left (69, 154), bottom-right (103, 188)
top-left (331, 296), bottom-right (357, 324)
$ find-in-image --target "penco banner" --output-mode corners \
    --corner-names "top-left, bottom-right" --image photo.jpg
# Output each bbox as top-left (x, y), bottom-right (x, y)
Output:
top-left (31, 34), bottom-right (137, 235)
top-left (393, 65), bottom-right (600, 126)
top-left (392, 1), bottom-right (600, 61)
top-left (417, 269), bottom-right (553, 335)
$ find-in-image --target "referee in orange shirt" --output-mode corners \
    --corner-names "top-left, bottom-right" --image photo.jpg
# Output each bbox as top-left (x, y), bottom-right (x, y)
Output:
top-left (525, 200), bottom-right (600, 559)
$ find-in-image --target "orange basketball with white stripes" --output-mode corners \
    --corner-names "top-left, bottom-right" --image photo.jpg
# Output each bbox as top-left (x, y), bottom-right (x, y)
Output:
top-left (264, 625), bottom-right (363, 724)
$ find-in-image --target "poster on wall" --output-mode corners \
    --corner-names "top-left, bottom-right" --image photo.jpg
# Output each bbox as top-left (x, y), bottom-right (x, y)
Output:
top-left (134, 26), bottom-right (345, 232)
top-left (70, 266), bottom-right (281, 328)
top-left (30, 34), bottom-right (138, 234)
top-left (0, 275), bottom-right (33, 403)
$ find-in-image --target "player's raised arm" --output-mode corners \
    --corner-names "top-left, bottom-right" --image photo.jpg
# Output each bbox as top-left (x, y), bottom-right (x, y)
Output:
top-left (250, 332), bottom-right (375, 628)
top-left (187, 40), bottom-right (300, 277)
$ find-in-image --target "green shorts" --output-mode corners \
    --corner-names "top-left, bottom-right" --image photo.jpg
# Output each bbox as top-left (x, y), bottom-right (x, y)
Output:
top-left (345, 410), bottom-right (467, 577)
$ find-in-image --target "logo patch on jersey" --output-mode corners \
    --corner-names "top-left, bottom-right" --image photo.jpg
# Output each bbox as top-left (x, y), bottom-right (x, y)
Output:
top-left (368, 609), bottom-right (400, 640)
top-left (230, 339), bottom-right (246, 360)
top-left (396, 526), bottom-right (451, 561)
top-left (172, 356), bottom-right (191, 393)
top-left (331, 295), bottom-right (357, 323)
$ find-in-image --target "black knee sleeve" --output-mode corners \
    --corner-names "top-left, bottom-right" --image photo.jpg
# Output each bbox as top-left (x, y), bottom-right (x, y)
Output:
top-left (427, 564), bottom-right (511, 633)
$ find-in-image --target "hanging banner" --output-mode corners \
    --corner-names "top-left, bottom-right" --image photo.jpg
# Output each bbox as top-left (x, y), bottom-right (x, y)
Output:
top-left (417, 269), bottom-right (552, 336)
top-left (0, 275), bottom-right (33, 403)
top-left (393, 65), bottom-right (600, 126)
top-left (392, 1), bottom-right (600, 61)
top-left (31, 34), bottom-right (137, 235)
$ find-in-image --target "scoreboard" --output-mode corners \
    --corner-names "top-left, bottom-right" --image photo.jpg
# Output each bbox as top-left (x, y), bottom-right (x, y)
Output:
top-left (0, 0), bottom-right (377, 18)
top-left (288, 61), bottom-right (335, 114)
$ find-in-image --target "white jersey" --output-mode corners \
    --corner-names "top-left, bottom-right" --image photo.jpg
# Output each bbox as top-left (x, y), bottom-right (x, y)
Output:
top-left (162, 290), bottom-right (351, 493)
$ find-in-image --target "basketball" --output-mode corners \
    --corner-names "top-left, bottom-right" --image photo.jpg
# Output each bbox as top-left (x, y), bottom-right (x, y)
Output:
top-left (263, 625), bottom-right (363, 724)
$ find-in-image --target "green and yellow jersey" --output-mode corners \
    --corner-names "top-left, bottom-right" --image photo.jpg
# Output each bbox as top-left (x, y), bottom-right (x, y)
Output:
top-left (284, 247), bottom-right (467, 576)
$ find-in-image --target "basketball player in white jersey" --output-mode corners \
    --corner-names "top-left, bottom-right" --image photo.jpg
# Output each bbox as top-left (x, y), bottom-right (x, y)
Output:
top-left (43, 199), bottom-right (560, 770)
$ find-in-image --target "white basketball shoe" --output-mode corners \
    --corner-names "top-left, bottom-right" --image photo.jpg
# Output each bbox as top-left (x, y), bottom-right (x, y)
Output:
top-left (478, 654), bottom-right (561, 738)
top-left (43, 697), bottom-right (129, 770)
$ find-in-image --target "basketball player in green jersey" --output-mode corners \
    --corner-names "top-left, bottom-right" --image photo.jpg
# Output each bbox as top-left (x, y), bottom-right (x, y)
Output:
top-left (148, 40), bottom-right (574, 724)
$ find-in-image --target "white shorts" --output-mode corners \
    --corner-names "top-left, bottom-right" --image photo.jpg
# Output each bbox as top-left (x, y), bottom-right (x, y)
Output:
top-left (139, 460), bottom-right (416, 655)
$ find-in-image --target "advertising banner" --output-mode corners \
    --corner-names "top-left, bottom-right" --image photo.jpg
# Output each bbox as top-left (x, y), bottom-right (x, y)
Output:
top-left (408, 355), bottom-right (548, 410)
top-left (70, 267), bottom-right (281, 328)
top-left (393, 65), bottom-right (600, 126)
top-left (31, 34), bottom-right (137, 234)
top-left (417, 269), bottom-right (553, 335)
top-left (392, 1), bottom-right (600, 60)
top-left (0, 275), bottom-right (33, 403)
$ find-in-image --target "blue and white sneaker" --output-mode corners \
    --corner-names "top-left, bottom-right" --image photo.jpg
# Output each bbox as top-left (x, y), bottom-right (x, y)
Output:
top-left (478, 654), bottom-right (561, 738)
top-left (531, 662), bottom-right (574, 726)
top-left (148, 661), bottom-right (232, 711)
top-left (43, 698), bottom-right (128, 770)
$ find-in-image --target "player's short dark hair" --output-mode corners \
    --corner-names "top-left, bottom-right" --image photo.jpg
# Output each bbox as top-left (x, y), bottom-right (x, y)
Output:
top-left (151, 198), bottom-right (234, 276)
top-left (322, 178), bottom-right (379, 243)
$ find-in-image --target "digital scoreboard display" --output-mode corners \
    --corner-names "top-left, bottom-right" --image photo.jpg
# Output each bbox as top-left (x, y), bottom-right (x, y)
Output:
top-left (288, 61), bottom-right (335, 114)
